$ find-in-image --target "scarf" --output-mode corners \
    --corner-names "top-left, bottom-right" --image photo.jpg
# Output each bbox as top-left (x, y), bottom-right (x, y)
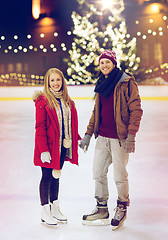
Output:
top-left (50, 88), bottom-right (72, 159)
top-left (94, 66), bottom-right (123, 97)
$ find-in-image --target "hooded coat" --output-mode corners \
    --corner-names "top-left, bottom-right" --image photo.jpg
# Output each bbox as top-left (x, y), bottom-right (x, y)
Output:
top-left (33, 91), bottom-right (81, 170)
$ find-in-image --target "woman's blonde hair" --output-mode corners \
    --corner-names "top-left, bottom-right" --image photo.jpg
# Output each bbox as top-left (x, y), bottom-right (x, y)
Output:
top-left (43, 68), bottom-right (71, 108)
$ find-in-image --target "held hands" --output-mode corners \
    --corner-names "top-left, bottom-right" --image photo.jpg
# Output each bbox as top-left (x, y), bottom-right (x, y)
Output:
top-left (124, 134), bottom-right (135, 153)
top-left (79, 134), bottom-right (91, 152)
top-left (41, 151), bottom-right (51, 163)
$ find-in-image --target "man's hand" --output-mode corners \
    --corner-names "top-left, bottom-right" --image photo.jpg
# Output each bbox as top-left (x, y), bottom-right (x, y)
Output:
top-left (78, 134), bottom-right (91, 152)
top-left (124, 134), bottom-right (135, 153)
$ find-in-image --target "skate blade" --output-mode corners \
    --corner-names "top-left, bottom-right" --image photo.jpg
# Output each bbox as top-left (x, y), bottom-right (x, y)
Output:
top-left (82, 218), bottom-right (110, 226)
top-left (111, 222), bottom-right (123, 231)
top-left (55, 218), bottom-right (68, 224)
top-left (111, 217), bottom-right (126, 231)
top-left (41, 219), bottom-right (58, 228)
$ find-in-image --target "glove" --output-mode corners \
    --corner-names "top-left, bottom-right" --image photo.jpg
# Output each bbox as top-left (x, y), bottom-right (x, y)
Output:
top-left (124, 134), bottom-right (135, 153)
top-left (78, 134), bottom-right (91, 152)
top-left (41, 151), bottom-right (51, 163)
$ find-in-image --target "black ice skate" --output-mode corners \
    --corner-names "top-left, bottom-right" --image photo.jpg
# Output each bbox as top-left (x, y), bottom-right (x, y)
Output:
top-left (82, 203), bottom-right (110, 226)
top-left (111, 201), bottom-right (127, 230)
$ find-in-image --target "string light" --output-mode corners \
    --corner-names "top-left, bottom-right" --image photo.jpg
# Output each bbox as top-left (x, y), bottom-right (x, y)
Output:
top-left (54, 32), bottom-right (58, 37)
top-left (27, 34), bottom-right (31, 39)
top-left (40, 33), bottom-right (44, 38)
top-left (0, 1), bottom-right (167, 86)
top-left (0, 31), bottom-right (72, 55)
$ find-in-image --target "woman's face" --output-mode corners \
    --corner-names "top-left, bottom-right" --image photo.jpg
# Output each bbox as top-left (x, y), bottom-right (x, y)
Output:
top-left (49, 72), bottom-right (63, 92)
top-left (99, 58), bottom-right (115, 77)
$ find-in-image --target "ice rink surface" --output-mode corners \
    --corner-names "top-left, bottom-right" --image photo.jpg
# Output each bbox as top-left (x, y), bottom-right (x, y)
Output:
top-left (0, 85), bottom-right (168, 240)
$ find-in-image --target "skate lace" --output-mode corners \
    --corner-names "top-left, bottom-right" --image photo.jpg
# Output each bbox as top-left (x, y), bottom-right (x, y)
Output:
top-left (92, 207), bottom-right (99, 214)
top-left (114, 206), bottom-right (126, 221)
top-left (57, 206), bottom-right (64, 216)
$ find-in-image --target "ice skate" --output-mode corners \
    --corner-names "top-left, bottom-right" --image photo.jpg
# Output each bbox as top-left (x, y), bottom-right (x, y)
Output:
top-left (51, 200), bottom-right (68, 223)
top-left (111, 201), bottom-right (127, 231)
top-left (82, 204), bottom-right (110, 226)
top-left (41, 204), bottom-right (58, 228)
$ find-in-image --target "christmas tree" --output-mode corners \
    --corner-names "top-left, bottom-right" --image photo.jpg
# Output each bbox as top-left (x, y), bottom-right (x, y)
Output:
top-left (65, 0), bottom-right (140, 84)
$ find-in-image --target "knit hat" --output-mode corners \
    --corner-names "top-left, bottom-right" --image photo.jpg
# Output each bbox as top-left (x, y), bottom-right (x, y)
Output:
top-left (99, 50), bottom-right (117, 66)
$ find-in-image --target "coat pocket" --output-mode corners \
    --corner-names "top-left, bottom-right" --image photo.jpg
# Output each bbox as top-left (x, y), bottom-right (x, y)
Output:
top-left (121, 108), bottom-right (129, 125)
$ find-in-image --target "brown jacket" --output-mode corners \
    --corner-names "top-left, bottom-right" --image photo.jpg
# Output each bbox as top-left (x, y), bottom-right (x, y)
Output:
top-left (85, 73), bottom-right (143, 140)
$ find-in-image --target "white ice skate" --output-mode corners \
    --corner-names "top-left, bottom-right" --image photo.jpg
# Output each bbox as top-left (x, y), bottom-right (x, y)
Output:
top-left (41, 204), bottom-right (58, 228)
top-left (51, 200), bottom-right (68, 223)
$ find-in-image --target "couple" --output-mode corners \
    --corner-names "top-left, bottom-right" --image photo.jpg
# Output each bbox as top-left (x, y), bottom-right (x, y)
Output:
top-left (33, 50), bottom-right (143, 230)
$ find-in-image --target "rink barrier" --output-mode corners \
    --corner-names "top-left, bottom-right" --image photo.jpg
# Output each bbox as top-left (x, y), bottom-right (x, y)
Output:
top-left (0, 97), bottom-right (93, 101)
top-left (0, 96), bottom-right (168, 101)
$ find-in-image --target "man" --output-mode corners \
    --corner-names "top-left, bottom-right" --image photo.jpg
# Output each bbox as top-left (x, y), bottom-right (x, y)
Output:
top-left (79, 50), bottom-right (143, 230)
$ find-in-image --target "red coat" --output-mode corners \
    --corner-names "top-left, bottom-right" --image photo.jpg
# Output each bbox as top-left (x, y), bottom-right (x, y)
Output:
top-left (33, 94), bottom-right (81, 170)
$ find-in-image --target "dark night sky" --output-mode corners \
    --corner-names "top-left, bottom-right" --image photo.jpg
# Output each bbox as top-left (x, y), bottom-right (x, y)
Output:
top-left (0, 0), bottom-right (77, 34)
top-left (0, 0), bottom-right (32, 33)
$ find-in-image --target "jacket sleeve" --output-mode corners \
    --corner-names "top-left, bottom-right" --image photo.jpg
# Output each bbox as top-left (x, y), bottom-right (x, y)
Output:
top-left (85, 93), bottom-right (100, 137)
top-left (85, 107), bottom-right (95, 136)
top-left (127, 80), bottom-right (143, 136)
top-left (35, 99), bottom-right (49, 153)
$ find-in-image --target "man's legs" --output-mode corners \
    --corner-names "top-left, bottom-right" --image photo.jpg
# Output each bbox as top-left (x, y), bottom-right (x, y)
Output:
top-left (110, 139), bottom-right (129, 205)
top-left (93, 136), bottom-right (112, 204)
top-left (109, 139), bottom-right (129, 230)
top-left (82, 136), bottom-right (112, 225)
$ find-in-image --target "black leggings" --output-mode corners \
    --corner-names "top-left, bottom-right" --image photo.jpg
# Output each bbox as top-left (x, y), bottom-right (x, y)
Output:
top-left (39, 146), bottom-right (67, 206)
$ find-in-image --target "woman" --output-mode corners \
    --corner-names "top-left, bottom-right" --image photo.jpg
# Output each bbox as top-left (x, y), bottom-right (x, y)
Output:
top-left (33, 68), bottom-right (80, 227)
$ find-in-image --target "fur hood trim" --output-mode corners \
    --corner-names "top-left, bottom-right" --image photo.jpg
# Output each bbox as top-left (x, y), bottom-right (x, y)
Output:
top-left (32, 90), bottom-right (43, 102)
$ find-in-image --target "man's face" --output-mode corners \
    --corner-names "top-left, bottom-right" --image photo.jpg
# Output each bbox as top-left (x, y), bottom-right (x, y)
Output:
top-left (99, 58), bottom-right (115, 77)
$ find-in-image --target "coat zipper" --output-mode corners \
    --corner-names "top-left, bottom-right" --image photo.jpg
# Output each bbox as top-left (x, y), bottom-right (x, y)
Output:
top-left (114, 84), bottom-right (121, 147)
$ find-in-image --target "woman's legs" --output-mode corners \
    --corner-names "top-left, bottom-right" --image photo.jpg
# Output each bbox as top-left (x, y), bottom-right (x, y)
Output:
top-left (50, 178), bottom-right (59, 203)
top-left (40, 167), bottom-right (59, 206)
top-left (50, 146), bottom-right (67, 203)
top-left (50, 146), bottom-right (68, 222)
top-left (40, 168), bottom-right (58, 226)
top-left (40, 146), bottom-right (67, 205)
top-left (40, 167), bottom-right (53, 206)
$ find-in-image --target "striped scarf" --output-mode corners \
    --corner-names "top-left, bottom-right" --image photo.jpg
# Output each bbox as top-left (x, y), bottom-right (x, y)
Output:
top-left (50, 88), bottom-right (72, 159)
